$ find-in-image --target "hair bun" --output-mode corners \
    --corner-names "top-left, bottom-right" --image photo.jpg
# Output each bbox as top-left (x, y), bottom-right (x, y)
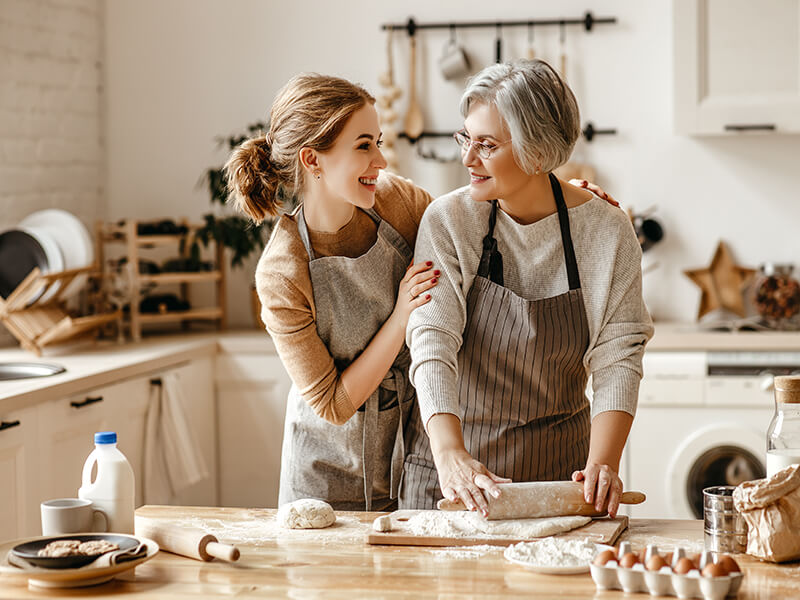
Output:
top-left (224, 133), bottom-right (280, 223)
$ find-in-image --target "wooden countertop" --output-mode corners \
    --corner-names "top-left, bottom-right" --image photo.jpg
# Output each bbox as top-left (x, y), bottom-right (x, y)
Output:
top-left (2, 506), bottom-right (799, 598)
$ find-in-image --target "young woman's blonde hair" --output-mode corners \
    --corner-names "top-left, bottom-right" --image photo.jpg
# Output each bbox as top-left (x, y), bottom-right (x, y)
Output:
top-left (225, 74), bottom-right (375, 223)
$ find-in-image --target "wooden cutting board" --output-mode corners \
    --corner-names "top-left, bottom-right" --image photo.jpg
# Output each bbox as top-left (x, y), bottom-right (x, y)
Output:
top-left (367, 510), bottom-right (627, 547)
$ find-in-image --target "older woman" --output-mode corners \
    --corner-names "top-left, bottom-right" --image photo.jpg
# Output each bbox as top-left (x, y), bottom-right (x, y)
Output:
top-left (400, 59), bottom-right (653, 518)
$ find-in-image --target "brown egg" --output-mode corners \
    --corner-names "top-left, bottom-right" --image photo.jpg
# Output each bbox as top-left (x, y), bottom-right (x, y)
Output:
top-left (593, 549), bottom-right (616, 566)
top-left (619, 552), bottom-right (639, 568)
top-left (646, 554), bottom-right (668, 571)
top-left (717, 555), bottom-right (741, 574)
top-left (674, 557), bottom-right (696, 575)
top-left (662, 551), bottom-right (673, 567)
top-left (637, 547), bottom-right (648, 564)
top-left (702, 562), bottom-right (728, 578)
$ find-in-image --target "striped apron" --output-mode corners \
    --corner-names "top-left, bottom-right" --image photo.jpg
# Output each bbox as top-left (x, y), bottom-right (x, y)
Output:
top-left (400, 174), bottom-right (591, 509)
top-left (278, 205), bottom-right (415, 511)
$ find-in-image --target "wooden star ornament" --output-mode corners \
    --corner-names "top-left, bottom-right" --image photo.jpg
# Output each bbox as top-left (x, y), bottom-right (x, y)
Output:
top-left (684, 241), bottom-right (756, 319)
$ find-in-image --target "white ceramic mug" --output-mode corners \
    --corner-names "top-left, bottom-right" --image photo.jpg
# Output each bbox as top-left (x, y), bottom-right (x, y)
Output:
top-left (439, 40), bottom-right (471, 80)
top-left (40, 498), bottom-right (108, 536)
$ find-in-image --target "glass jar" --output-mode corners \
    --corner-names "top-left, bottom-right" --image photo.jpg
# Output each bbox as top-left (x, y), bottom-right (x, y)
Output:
top-left (766, 376), bottom-right (800, 477)
top-left (753, 263), bottom-right (800, 330)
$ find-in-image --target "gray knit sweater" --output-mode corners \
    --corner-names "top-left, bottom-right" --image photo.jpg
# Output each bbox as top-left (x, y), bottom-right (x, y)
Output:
top-left (407, 186), bottom-right (654, 427)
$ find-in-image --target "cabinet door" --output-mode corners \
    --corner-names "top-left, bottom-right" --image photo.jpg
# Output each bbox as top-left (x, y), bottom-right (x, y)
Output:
top-left (36, 378), bottom-right (149, 504)
top-left (0, 406), bottom-right (39, 539)
top-left (674, 0), bottom-right (800, 134)
top-left (216, 353), bottom-right (291, 508)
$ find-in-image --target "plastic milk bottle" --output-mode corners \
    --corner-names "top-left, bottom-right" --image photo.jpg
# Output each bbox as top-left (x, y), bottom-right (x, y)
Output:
top-left (78, 431), bottom-right (135, 533)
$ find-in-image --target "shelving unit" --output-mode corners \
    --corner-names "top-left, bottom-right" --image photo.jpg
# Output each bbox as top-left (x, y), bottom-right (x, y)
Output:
top-left (96, 219), bottom-right (226, 342)
top-left (0, 266), bottom-right (121, 355)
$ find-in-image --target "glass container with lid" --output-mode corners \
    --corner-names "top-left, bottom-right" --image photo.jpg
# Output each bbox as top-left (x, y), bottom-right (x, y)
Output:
top-left (766, 376), bottom-right (800, 477)
top-left (753, 263), bottom-right (800, 330)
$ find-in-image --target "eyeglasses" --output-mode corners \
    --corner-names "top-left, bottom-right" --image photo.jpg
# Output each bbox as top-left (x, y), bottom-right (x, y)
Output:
top-left (453, 130), bottom-right (511, 160)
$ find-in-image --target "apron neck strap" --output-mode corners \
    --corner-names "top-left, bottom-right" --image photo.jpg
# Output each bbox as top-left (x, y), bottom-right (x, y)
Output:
top-left (476, 175), bottom-right (582, 290)
top-left (295, 205), bottom-right (384, 262)
top-left (548, 173), bottom-right (581, 290)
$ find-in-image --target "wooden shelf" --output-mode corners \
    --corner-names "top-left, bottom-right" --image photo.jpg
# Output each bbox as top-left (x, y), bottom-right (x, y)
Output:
top-left (140, 271), bottom-right (221, 284)
top-left (96, 219), bottom-right (226, 342)
top-left (138, 307), bottom-right (224, 324)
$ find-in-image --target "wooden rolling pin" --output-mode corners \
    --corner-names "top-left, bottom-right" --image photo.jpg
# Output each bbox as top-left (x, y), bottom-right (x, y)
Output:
top-left (135, 515), bottom-right (240, 562)
top-left (437, 481), bottom-right (646, 520)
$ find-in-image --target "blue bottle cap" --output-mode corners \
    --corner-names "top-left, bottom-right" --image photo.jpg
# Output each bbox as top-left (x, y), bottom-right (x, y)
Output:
top-left (94, 431), bottom-right (117, 444)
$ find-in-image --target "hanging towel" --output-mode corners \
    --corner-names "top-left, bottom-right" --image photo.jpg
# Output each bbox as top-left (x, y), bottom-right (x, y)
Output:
top-left (143, 371), bottom-right (209, 504)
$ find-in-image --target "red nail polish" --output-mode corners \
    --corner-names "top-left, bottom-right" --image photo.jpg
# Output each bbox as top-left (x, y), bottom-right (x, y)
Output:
top-left (425, 294), bottom-right (431, 300)
top-left (426, 261), bottom-right (433, 266)
top-left (431, 278), bottom-right (438, 284)
top-left (434, 270), bottom-right (440, 276)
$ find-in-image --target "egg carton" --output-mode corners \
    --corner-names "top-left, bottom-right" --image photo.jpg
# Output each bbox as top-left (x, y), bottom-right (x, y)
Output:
top-left (590, 541), bottom-right (744, 600)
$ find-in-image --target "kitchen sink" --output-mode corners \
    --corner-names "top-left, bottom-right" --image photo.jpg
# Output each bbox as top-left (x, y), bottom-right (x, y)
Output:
top-left (0, 362), bottom-right (66, 381)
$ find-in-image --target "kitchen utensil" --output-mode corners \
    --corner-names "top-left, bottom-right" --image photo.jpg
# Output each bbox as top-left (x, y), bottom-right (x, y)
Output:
top-left (403, 34), bottom-right (424, 139)
top-left (703, 486), bottom-right (747, 553)
top-left (526, 23), bottom-right (535, 60)
top-left (19, 209), bottom-right (94, 300)
top-left (494, 24), bottom-right (503, 63)
top-left (436, 481), bottom-right (646, 520)
top-left (559, 22), bottom-right (567, 77)
top-left (11, 534), bottom-right (138, 570)
top-left (439, 26), bottom-right (470, 80)
top-left (41, 498), bottom-right (107, 536)
top-left (367, 510), bottom-right (628, 547)
top-left (0, 534), bottom-right (157, 589)
top-left (134, 516), bottom-right (240, 562)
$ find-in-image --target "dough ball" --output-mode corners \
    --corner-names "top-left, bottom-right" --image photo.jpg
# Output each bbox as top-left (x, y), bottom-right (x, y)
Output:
top-left (278, 499), bottom-right (336, 530)
top-left (78, 540), bottom-right (119, 555)
top-left (372, 515), bottom-right (392, 532)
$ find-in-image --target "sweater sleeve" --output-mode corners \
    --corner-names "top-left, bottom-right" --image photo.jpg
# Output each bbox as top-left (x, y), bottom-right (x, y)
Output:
top-left (255, 235), bottom-right (357, 426)
top-left (407, 197), bottom-right (479, 427)
top-left (584, 215), bottom-right (654, 419)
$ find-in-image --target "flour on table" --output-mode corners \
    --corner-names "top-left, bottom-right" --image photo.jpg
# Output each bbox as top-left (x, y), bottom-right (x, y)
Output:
top-left (405, 511), bottom-right (591, 539)
top-left (277, 499), bottom-right (336, 529)
top-left (430, 545), bottom-right (502, 560)
top-left (504, 537), bottom-right (598, 567)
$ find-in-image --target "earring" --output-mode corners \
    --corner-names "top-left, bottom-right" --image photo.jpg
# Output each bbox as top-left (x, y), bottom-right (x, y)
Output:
top-left (313, 169), bottom-right (321, 180)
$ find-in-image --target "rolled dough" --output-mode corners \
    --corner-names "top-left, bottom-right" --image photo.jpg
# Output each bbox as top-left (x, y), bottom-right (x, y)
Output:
top-left (277, 499), bottom-right (336, 529)
top-left (406, 511), bottom-right (591, 539)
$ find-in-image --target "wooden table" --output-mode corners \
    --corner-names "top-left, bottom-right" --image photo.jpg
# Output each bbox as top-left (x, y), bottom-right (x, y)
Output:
top-left (2, 506), bottom-right (800, 598)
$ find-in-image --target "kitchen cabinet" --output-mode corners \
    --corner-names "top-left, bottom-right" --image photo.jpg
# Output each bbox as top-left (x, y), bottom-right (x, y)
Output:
top-left (216, 342), bottom-right (291, 508)
top-left (0, 406), bottom-right (38, 539)
top-left (673, 0), bottom-right (800, 134)
top-left (0, 357), bottom-right (217, 541)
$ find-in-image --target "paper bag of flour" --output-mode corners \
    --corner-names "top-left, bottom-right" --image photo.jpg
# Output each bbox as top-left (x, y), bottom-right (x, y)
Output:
top-left (733, 463), bottom-right (800, 562)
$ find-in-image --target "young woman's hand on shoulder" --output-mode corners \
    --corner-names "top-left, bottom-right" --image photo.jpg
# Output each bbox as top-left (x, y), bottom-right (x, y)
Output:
top-left (391, 261), bottom-right (439, 329)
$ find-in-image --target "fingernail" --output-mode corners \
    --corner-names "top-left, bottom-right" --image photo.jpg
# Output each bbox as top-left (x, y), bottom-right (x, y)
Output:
top-left (425, 294), bottom-right (431, 300)
top-left (431, 278), bottom-right (437, 284)
top-left (434, 270), bottom-right (440, 276)
top-left (426, 261), bottom-right (433, 266)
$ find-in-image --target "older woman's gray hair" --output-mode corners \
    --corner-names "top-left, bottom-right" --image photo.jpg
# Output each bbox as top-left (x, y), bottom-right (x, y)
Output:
top-left (459, 59), bottom-right (580, 174)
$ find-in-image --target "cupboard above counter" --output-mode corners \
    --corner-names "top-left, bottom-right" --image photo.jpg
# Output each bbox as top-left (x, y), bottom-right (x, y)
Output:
top-left (673, 0), bottom-right (800, 135)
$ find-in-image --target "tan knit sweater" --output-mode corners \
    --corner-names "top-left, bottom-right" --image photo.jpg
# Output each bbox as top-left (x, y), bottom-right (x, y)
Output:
top-left (255, 172), bottom-right (433, 425)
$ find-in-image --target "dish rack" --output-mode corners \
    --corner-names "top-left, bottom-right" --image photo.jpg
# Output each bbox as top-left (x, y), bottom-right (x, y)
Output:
top-left (96, 219), bottom-right (226, 341)
top-left (0, 267), bottom-right (121, 355)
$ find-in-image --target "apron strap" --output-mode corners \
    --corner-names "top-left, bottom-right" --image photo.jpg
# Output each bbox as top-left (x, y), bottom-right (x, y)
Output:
top-left (549, 173), bottom-right (582, 290)
top-left (295, 205), bottom-right (316, 260)
top-left (476, 200), bottom-right (504, 285)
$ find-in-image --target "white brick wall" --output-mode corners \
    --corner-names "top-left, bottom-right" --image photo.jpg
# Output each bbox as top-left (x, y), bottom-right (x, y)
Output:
top-left (0, 0), bottom-right (104, 346)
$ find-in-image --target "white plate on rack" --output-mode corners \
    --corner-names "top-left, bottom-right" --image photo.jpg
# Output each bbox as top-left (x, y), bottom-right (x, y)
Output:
top-left (504, 542), bottom-right (613, 575)
top-left (19, 209), bottom-right (94, 300)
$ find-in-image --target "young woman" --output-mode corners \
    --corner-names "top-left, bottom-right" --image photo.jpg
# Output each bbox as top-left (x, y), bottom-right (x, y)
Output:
top-left (401, 59), bottom-right (653, 518)
top-left (226, 74), bottom-right (437, 511)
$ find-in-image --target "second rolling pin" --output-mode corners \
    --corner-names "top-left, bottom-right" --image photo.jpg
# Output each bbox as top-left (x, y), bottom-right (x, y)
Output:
top-left (135, 515), bottom-right (240, 562)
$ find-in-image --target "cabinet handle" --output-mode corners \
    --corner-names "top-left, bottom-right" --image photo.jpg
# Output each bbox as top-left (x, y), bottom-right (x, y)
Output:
top-left (0, 420), bottom-right (21, 432)
top-left (724, 124), bottom-right (776, 132)
top-left (70, 396), bottom-right (104, 409)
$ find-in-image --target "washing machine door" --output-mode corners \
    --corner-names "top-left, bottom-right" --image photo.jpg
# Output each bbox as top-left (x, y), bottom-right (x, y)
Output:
top-left (667, 424), bottom-right (765, 519)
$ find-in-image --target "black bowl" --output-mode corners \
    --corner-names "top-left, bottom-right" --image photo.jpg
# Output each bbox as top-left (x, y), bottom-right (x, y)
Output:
top-left (11, 534), bottom-right (138, 569)
top-left (0, 230), bottom-right (47, 299)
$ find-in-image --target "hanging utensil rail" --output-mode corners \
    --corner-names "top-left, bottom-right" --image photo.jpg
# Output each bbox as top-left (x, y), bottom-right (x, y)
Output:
top-left (381, 12), bottom-right (616, 36)
top-left (400, 121), bottom-right (616, 145)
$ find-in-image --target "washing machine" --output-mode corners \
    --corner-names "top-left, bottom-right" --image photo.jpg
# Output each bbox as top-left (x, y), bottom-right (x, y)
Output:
top-left (622, 351), bottom-right (800, 519)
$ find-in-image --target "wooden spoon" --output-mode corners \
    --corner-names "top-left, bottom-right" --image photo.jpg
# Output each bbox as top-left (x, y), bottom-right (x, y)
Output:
top-left (404, 35), bottom-right (424, 140)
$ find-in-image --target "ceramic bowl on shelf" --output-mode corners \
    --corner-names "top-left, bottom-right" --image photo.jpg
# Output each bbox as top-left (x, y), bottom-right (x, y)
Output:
top-left (0, 226), bottom-right (64, 304)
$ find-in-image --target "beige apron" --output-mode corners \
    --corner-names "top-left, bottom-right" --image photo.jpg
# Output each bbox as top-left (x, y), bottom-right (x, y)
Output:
top-left (278, 205), bottom-right (415, 511)
top-left (401, 174), bottom-right (591, 509)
